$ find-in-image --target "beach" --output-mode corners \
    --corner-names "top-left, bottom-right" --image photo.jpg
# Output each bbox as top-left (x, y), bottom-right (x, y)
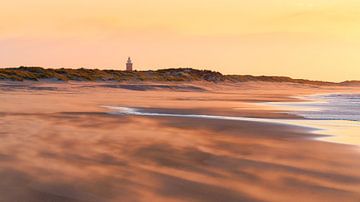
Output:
top-left (0, 81), bottom-right (360, 202)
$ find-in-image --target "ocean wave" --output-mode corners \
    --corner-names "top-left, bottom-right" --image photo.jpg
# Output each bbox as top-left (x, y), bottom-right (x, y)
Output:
top-left (295, 94), bottom-right (360, 122)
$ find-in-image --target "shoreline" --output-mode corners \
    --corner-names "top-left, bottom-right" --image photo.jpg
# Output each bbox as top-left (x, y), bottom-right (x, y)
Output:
top-left (105, 104), bottom-right (360, 148)
top-left (264, 93), bottom-right (360, 147)
top-left (104, 89), bottom-right (360, 148)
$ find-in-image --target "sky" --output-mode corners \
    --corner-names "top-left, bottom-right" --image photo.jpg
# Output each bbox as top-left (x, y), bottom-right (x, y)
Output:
top-left (1, 0), bottom-right (360, 81)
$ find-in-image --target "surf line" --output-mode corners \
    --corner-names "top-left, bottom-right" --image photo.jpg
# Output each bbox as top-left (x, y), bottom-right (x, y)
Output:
top-left (103, 106), bottom-right (292, 126)
top-left (103, 106), bottom-right (360, 148)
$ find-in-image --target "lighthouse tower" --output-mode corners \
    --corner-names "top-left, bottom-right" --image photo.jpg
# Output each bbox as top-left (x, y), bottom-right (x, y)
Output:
top-left (126, 57), bottom-right (133, 71)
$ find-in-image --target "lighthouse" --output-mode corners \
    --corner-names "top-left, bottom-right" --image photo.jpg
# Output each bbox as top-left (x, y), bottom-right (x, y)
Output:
top-left (126, 57), bottom-right (133, 71)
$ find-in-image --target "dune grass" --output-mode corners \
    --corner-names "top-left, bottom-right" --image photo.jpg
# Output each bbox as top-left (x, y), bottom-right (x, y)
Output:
top-left (0, 66), bottom-right (356, 85)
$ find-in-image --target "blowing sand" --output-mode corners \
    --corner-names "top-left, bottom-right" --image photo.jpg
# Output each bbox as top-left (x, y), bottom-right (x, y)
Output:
top-left (0, 81), bottom-right (360, 202)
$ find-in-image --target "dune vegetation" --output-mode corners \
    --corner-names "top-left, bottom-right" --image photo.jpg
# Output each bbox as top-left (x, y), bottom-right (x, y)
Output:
top-left (0, 66), bottom-right (357, 85)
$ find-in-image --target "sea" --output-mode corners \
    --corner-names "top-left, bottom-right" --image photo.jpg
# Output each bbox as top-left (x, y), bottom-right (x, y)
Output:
top-left (265, 93), bottom-right (360, 147)
top-left (272, 93), bottom-right (360, 122)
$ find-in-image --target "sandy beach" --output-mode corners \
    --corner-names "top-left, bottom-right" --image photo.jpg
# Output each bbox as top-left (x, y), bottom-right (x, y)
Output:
top-left (1, 81), bottom-right (360, 202)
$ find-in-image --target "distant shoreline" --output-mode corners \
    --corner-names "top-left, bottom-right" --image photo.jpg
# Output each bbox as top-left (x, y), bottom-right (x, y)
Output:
top-left (1, 66), bottom-right (359, 86)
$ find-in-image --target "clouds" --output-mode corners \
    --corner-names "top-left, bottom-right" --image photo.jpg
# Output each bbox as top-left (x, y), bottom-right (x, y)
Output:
top-left (1, 0), bottom-right (359, 37)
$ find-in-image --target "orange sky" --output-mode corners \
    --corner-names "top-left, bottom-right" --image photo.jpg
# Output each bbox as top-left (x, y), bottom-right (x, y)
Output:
top-left (1, 0), bottom-right (360, 81)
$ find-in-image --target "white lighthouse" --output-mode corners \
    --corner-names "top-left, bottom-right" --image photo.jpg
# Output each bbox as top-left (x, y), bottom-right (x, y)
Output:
top-left (126, 57), bottom-right (133, 71)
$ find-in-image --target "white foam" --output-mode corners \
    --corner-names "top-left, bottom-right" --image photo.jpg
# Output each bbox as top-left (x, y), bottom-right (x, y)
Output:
top-left (103, 106), bottom-right (291, 125)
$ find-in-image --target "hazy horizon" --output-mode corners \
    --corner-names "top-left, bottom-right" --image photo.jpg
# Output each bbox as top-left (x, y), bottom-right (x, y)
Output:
top-left (1, 0), bottom-right (360, 82)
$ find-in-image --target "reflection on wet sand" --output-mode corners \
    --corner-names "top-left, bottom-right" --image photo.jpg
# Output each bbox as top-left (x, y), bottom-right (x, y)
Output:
top-left (1, 111), bottom-right (360, 202)
top-left (1, 81), bottom-right (360, 202)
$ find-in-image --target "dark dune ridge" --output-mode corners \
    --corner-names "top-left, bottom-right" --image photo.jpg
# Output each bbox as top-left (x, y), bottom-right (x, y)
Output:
top-left (0, 82), bottom-right (207, 93)
top-left (1, 66), bottom-right (359, 85)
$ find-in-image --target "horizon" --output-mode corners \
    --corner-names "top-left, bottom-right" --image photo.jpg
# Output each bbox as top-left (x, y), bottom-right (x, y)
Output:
top-left (1, 0), bottom-right (360, 82)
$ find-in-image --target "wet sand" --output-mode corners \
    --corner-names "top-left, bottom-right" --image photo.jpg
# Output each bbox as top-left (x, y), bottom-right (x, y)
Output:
top-left (0, 81), bottom-right (360, 202)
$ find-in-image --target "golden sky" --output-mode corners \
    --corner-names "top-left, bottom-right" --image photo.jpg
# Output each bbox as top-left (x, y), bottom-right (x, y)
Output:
top-left (1, 0), bottom-right (360, 81)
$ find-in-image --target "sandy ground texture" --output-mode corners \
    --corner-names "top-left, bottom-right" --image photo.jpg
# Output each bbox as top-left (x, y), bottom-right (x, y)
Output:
top-left (0, 81), bottom-right (360, 202)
